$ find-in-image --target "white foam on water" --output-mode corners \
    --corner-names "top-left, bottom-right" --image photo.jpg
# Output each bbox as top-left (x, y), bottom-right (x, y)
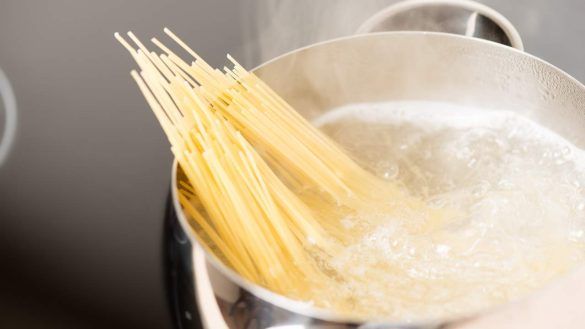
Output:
top-left (310, 100), bottom-right (585, 322)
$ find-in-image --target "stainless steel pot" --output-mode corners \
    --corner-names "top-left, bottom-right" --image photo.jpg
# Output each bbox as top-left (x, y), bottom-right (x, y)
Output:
top-left (169, 1), bottom-right (585, 328)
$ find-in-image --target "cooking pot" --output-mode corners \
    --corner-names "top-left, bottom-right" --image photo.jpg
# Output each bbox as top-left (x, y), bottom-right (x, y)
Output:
top-left (167, 1), bottom-right (585, 328)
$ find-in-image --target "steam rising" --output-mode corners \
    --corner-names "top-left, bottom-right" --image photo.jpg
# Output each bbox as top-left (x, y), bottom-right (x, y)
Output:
top-left (240, 0), bottom-right (394, 67)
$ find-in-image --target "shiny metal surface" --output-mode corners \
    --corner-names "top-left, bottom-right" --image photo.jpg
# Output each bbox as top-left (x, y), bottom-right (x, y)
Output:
top-left (357, 0), bottom-right (523, 50)
top-left (172, 31), bottom-right (585, 328)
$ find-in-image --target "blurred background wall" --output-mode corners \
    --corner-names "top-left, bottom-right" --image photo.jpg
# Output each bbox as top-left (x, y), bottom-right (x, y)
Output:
top-left (0, 0), bottom-right (584, 328)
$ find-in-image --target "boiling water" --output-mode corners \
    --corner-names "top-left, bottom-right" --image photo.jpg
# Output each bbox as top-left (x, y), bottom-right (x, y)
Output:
top-left (311, 101), bottom-right (585, 321)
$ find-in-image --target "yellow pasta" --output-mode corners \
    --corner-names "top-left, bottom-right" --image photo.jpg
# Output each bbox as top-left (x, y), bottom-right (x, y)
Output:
top-left (115, 29), bottom-right (448, 300)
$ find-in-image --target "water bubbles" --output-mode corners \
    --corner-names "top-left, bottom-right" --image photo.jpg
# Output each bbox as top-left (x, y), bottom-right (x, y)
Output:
top-left (408, 247), bottom-right (417, 256)
top-left (312, 101), bottom-right (585, 321)
top-left (562, 146), bottom-right (572, 157)
top-left (570, 230), bottom-right (584, 240)
top-left (390, 239), bottom-right (401, 250)
top-left (553, 146), bottom-right (574, 166)
top-left (429, 197), bottom-right (447, 208)
top-left (472, 181), bottom-right (490, 198)
top-left (497, 179), bottom-right (514, 190)
top-left (456, 146), bottom-right (472, 160)
top-left (375, 160), bottom-right (399, 180)
top-left (436, 244), bottom-right (451, 257)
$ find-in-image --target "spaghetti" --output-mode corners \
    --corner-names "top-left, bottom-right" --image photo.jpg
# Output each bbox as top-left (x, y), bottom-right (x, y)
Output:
top-left (115, 29), bottom-right (444, 303)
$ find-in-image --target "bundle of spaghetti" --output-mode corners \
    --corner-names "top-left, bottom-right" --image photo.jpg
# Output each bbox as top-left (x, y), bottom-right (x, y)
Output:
top-left (115, 29), bottom-right (456, 299)
top-left (115, 32), bottom-right (336, 295)
top-left (141, 28), bottom-right (404, 209)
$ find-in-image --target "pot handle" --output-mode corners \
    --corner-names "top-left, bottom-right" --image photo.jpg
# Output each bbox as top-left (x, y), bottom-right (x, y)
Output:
top-left (0, 66), bottom-right (17, 168)
top-left (356, 0), bottom-right (524, 51)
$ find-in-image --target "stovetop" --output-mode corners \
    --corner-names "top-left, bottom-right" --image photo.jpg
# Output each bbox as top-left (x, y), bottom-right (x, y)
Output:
top-left (1, 0), bottom-right (585, 328)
